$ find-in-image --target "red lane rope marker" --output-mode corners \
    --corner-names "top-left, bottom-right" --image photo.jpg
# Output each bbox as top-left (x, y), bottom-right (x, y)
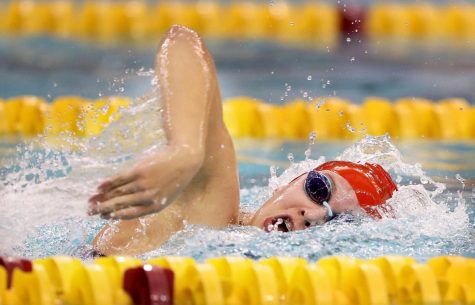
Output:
top-left (0, 257), bottom-right (32, 289)
top-left (123, 264), bottom-right (174, 305)
top-left (339, 5), bottom-right (366, 36)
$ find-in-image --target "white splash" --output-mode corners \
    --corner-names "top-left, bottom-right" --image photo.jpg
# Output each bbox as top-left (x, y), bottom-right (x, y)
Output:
top-left (0, 78), bottom-right (166, 257)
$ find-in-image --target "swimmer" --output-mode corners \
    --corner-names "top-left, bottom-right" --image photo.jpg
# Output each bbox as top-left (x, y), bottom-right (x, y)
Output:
top-left (88, 25), bottom-right (398, 256)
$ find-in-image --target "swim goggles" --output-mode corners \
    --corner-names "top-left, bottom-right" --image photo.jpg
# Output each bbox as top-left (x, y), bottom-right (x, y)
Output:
top-left (303, 171), bottom-right (336, 221)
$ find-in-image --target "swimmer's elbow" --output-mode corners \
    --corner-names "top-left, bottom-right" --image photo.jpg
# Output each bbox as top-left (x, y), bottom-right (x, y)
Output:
top-left (159, 25), bottom-right (206, 56)
top-left (166, 25), bottom-right (203, 44)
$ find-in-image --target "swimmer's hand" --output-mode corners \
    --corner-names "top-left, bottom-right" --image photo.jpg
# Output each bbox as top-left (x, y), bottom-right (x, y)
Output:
top-left (88, 144), bottom-right (203, 219)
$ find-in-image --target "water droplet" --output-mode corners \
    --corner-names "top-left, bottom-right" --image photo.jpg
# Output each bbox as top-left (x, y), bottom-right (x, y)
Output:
top-left (346, 37), bottom-right (351, 43)
top-left (308, 131), bottom-right (316, 144)
top-left (456, 174), bottom-right (465, 189)
top-left (420, 176), bottom-right (429, 184)
top-left (346, 122), bottom-right (356, 133)
top-left (287, 153), bottom-right (294, 163)
top-left (317, 99), bottom-right (325, 109)
top-left (307, 75), bottom-right (312, 81)
top-left (350, 57), bottom-right (355, 62)
top-left (304, 148), bottom-right (312, 160)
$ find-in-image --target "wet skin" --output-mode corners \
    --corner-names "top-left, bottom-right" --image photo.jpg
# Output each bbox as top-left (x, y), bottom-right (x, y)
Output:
top-left (89, 25), bottom-right (361, 255)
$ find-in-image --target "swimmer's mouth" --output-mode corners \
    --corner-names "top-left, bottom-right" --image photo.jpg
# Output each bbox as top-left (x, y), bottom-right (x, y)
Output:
top-left (263, 215), bottom-right (293, 233)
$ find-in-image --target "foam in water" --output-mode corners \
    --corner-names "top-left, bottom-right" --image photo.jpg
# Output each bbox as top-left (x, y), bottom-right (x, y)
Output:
top-left (0, 87), bottom-right (472, 260)
top-left (0, 74), bottom-right (166, 257)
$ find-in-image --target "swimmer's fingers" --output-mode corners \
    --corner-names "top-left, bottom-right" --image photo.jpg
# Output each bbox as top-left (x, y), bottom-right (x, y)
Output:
top-left (98, 171), bottom-right (137, 193)
top-left (88, 193), bottom-right (106, 207)
top-left (101, 182), bottom-right (142, 201)
top-left (89, 192), bottom-right (154, 216)
top-left (88, 182), bottom-right (141, 214)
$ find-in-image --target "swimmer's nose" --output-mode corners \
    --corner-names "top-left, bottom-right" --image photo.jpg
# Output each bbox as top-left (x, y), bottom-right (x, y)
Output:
top-left (300, 208), bottom-right (327, 228)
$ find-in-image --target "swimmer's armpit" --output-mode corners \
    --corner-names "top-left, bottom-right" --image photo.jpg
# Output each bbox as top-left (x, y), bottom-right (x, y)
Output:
top-left (88, 25), bottom-right (219, 220)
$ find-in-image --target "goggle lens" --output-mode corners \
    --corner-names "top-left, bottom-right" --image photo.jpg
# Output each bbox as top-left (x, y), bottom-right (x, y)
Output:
top-left (304, 171), bottom-right (332, 204)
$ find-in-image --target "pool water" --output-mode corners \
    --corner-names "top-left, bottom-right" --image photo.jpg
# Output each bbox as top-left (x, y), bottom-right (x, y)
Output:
top-left (2, 36), bottom-right (475, 103)
top-left (0, 36), bottom-right (474, 261)
top-left (1, 129), bottom-right (474, 262)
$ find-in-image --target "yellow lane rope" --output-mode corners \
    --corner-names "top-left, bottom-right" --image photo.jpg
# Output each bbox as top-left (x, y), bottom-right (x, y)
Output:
top-left (1, 1), bottom-right (474, 50)
top-left (1, 95), bottom-right (474, 140)
top-left (1, 255), bottom-right (474, 305)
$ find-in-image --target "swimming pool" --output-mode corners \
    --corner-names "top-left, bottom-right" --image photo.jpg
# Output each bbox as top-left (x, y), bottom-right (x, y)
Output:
top-left (1, 34), bottom-right (474, 263)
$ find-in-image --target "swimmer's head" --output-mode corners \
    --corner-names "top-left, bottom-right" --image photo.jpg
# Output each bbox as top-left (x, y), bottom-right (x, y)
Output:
top-left (249, 161), bottom-right (398, 232)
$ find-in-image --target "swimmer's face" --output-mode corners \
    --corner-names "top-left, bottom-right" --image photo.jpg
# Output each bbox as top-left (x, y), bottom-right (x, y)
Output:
top-left (249, 170), bottom-right (360, 232)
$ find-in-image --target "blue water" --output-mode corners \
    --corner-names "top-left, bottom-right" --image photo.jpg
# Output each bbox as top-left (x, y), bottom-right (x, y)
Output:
top-left (1, 36), bottom-right (475, 261)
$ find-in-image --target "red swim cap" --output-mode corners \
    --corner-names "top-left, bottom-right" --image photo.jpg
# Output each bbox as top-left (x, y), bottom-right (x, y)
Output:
top-left (316, 161), bottom-right (398, 218)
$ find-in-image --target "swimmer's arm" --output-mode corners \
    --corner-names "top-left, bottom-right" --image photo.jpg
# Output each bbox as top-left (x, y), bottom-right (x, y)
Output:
top-left (156, 26), bottom-right (215, 156)
top-left (89, 26), bottom-right (216, 219)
